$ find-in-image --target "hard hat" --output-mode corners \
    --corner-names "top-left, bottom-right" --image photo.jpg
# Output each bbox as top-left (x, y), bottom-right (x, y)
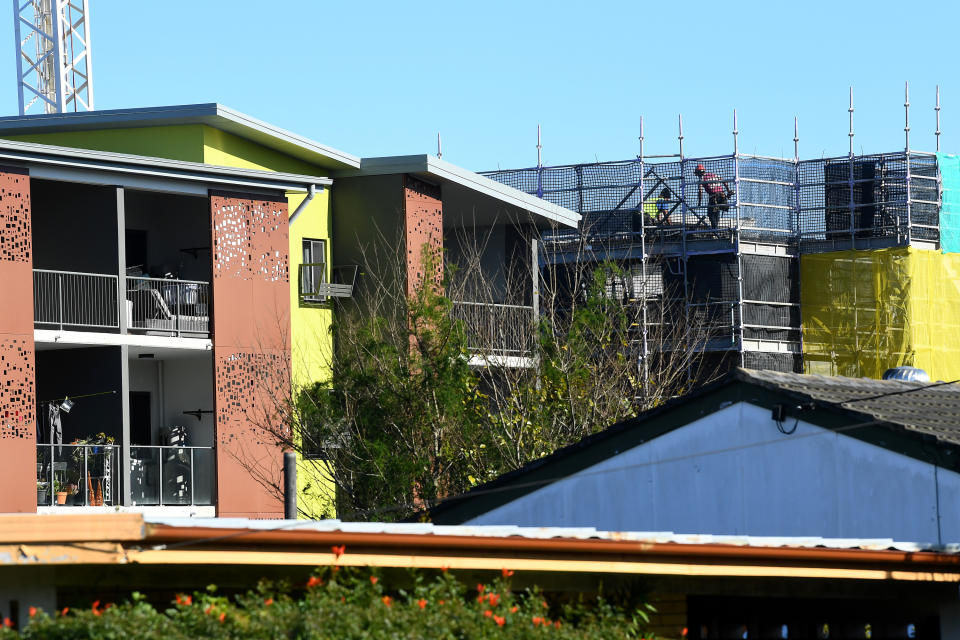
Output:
top-left (695, 163), bottom-right (705, 173)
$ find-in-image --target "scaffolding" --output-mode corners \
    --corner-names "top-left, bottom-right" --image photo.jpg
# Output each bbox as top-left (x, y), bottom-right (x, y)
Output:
top-left (483, 148), bottom-right (942, 377)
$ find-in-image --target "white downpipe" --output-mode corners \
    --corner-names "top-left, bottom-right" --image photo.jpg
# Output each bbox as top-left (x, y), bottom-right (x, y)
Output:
top-left (289, 184), bottom-right (320, 226)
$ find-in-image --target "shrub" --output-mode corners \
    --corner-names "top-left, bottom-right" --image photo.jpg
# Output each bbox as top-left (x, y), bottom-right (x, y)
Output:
top-left (1, 568), bottom-right (659, 639)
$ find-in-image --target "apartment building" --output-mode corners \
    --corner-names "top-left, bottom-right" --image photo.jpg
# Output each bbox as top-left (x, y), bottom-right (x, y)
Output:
top-left (0, 106), bottom-right (580, 517)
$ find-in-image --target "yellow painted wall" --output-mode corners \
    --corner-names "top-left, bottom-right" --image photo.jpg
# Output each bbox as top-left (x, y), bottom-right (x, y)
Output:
top-left (801, 247), bottom-right (960, 381)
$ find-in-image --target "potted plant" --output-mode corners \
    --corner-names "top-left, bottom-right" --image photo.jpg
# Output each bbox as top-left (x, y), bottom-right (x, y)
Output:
top-left (36, 481), bottom-right (49, 505)
top-left (54, 480), bottom-right (68, 505)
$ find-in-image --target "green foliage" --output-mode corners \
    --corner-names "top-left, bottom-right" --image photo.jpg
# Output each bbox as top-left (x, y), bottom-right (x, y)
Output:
top-left (300, 248), bottom-right (489, 518)
top-left (296, 252), bottom-right (672, 520)
top-left (0, 569), bottom-right (660, 640)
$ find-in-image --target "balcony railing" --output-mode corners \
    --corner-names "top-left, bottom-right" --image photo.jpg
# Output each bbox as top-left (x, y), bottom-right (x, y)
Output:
top-left (36, 443), bottom-right (121, 507)
top-left (130, 445), bottom-right (214, 506)
top-left (35, 443), bottom-right (215, 508)
top-left (127, 277), bottom-right (210, 336)
top-left (451, 301), bottom-right (535, 356)
top-left (32, 270), bottom-right (210, 337)
top-left (33, 269), bottom-right (119, 330)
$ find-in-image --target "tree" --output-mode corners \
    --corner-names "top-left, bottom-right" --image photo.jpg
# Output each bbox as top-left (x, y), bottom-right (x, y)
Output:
top-left (267, 224), bottom-right (722, 521)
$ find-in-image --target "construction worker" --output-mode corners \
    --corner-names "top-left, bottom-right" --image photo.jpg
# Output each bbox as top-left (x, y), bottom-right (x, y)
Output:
top-left (694, 163), bottom-right (733, 228)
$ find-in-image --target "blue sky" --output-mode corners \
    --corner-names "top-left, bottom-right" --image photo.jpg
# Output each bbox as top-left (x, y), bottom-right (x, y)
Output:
top-left (0, 0), bottom-right (954, 170)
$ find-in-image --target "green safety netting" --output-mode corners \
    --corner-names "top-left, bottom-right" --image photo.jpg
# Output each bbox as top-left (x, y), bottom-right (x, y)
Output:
top-left (938, 152), bottom-right (960, 253)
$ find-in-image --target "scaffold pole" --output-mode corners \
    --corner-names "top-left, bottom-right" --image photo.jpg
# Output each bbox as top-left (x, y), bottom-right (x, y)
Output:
top-left (437, 132), bottom-right (442, 159)
top-left (936, 85), bottom-right (942, 152)
top-left (794, 117), bottom-right (799, 162)
top-left (678, 114), bottom-right (684, 159)
top-left (848, 87), bottom-right (855, 158)
top-left (905, 81), bottom-right (911, 153)
top-left (536, 124), bottom-right (543, 199)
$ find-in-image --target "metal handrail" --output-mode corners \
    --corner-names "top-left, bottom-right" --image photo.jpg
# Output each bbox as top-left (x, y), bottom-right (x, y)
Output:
top-left (451, 300), bottom-right (535, 356)
top-left (36, 443), bottom-right (120, 507)
top-left (33, 269), bottom-right (119, 330)
top-left (130, 444), bottom-right (214, 507)
top-left (126, 276), bottom-right (210, 337)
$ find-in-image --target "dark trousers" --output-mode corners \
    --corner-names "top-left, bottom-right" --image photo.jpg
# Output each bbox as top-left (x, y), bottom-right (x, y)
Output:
top-left (708, 193), bottom-right (730, 228)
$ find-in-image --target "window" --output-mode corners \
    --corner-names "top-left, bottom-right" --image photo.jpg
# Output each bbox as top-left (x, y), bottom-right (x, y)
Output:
top-left (300, 238), bottom-right (326, 303)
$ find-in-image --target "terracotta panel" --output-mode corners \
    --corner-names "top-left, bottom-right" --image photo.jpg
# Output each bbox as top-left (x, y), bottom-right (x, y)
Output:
top-left (403, 176), bottom-right (443, 297)
top-left (0, 167), bottom-right (35, 513)
top-left (210, 192), bottom-right (290, 518)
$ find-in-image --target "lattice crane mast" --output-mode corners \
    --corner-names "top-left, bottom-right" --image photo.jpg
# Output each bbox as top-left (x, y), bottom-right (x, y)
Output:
top-left (13, 0), bottom-right (93, 115)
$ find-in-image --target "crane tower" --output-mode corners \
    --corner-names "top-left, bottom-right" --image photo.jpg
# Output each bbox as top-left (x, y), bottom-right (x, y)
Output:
top-left (13, 0), bottom-right (93, 115)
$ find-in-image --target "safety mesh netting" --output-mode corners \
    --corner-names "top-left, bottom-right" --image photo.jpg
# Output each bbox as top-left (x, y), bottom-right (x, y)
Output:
top-left (797, 152), bottom-right (939, 253)
top-left (938, 153), bottom-right (960, 253)
top-left (483, 155), bottom-right (798, 246)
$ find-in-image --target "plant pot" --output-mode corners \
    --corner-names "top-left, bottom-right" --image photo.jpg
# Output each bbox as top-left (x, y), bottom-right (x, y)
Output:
top-left (37, 490), bottom-right (47, 504)
top-left (55, 491), bottom-right (68, 505)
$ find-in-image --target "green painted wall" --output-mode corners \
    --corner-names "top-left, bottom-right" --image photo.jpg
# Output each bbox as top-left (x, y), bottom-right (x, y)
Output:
top-left (6, 122), bottom-right (337, 517)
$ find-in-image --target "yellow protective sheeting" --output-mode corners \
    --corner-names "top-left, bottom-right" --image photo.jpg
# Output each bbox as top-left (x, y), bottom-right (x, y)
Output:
top-left (801, 247), bottom-right (960, 381)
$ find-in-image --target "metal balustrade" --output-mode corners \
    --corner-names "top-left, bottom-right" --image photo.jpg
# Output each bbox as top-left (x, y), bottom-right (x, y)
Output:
top-left (33, 269), bottom-right (119, 330)
top-left (126, 277), bottom-right (210, 336)
top-left (451, 301), bottom-right (535, 356)
top-left (36, 443), bottom-right (121, 507)
top-left (36, 444), bottom-right (215, 507)
top-left (130, 445), bottom-right (214, 506)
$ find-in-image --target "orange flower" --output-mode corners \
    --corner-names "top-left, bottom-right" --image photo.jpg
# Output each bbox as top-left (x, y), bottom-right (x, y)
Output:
top-left (542, 601), bottom-right (549, 609)
top-left (494, 615), bottom-right (505, 627)
top-left (219, 612), bottom-right (226, 623)
top-left (682, 628), bottom-right (689, 637)
top-left (440, 565), bottom-right (449, 573)
top-left (381, 596), bottom-right (393, 607)
top-left (501, 568), bottom-right (514, 578)
top-left (331, 545), bottom-right (346, 558)
top-left (331, 566), bottom-right (340, 573)
top-left (510, 606), bottom-right (518, 613)
top-left (417, 598), bottom-right (427, 609)
top-left (175, 594), bottom-right (192, 606)
top-left (28, 607), bottom-right (36, 618)
top-left (91, 600), bottom-right (101, 616)
top-left (484, 610), bottom-right (493, 618)
top-left (477, 583), bottom-right (485, 593)
top-left (204, 605), bottom-right (213, 615)
top-left (264, 598), bottom-right (274, 606)
top-left (2, 618), bottom-right (11, 628)
top-left (532, 616), bottom-right (542, 626)
top-left (60, 607), bottom-right (69, 617)
top-left (438, 600), bottom-right (445, 605)
top-left (554, 621), bottom-right (561, 629)
top-left (369, 576), bottom-right (378, 585)
top-left (306, 576), bottom-right (323, 588)
top-left (488, 593), bottom-right (500, 607)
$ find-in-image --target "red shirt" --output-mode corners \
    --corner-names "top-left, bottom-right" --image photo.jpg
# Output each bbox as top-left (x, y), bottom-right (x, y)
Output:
top-left (700, 172), bottom-right (724, 196)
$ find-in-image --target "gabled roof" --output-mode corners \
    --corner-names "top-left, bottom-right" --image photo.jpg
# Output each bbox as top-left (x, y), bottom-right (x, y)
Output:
top-left (429, 369), bottom-right (960, 524)
top-left (333, 154), bottom-right (581, 229)
top-left (0, 103), bottom-right (361, 170)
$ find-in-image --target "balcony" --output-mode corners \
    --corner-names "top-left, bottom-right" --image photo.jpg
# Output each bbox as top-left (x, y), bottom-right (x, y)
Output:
top-left (36, 443), bottom-right (214, 508)
top-left (33, 269), bottom-right (210, 337)
top-left (451, 301), bottom-right (535, 359)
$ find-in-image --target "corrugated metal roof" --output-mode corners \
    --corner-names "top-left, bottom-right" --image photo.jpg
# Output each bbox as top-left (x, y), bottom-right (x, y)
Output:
top-left (141, 516), bottom-right (960, 553)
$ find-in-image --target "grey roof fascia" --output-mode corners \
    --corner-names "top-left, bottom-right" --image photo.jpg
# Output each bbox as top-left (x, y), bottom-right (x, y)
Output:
top-left (334, 154), bottom-right (581, 228)
top-left (0, 137), bottom-right (331, 193)
top-left (0, 103), bottom-right (361, 171)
